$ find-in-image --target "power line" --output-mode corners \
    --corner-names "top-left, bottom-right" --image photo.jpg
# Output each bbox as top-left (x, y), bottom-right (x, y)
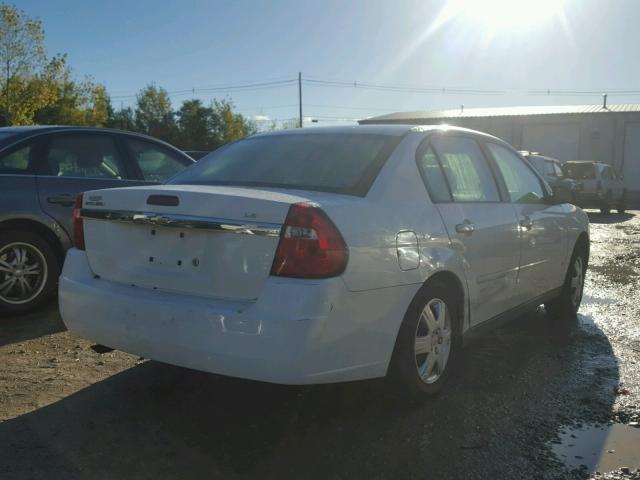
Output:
top-left (303, 78), bottom-right (505, 95)
top-left (303, 103), bottom-right (395, 111)
top-left (304, 76), bottom-right (640, 97)
top-left (110, 79), bottom-right (297, 100)
top-left (109, 74), bottom-right (640, 106)
top-left (528, 89), bottom-right (640, 96)
top-left (108, 73), bottom-right (640, 101)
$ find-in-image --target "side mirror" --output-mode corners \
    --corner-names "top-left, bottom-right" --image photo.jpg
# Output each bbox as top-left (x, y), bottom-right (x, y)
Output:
top-left (550, 185), bottom-right (574, 204)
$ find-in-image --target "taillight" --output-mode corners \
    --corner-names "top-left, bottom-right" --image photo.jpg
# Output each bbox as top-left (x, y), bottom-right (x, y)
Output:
top-left (73, 192), bottom-right (85, 250)
top-left (270, 203), bottom-right (348, 278)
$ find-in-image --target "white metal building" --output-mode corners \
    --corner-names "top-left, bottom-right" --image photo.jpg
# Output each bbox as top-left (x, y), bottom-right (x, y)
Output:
top-left (359, 104), bottom-right (640, 205)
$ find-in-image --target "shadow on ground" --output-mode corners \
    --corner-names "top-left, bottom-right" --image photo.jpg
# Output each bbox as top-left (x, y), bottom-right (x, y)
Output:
top-left (0, 310), bottom-right (618, 480)
top-left (586, 211), bottom-right (635, 224)
top-left (0, 301), bottom-right (65, 348)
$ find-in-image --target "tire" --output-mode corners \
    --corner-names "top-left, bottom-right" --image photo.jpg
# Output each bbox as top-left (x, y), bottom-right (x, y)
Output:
top-left (600, 192), bottom-right (612, 214)
top-left (544, 243), bottom-right (588, 320)
top-left (388, 283), bottom-right (461, 397)
top-left (617, 190), bottom-right (627, 214)
top-left (0, 230), bottom-right (60, 316)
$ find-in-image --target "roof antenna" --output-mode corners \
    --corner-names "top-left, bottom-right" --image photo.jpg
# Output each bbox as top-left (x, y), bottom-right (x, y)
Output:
top-left (602, 93), bottom-right (608, 109)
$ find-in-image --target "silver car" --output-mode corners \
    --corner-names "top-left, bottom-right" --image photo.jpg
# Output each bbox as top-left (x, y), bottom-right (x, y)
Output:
top-left (0, 126), bottom-right (194, 315)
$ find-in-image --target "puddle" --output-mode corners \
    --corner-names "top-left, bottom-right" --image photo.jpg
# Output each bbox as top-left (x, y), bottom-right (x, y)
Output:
top-left (551, 423), bottom-right (640, 473)
top-left (589, 264), bottom-right (638, 283)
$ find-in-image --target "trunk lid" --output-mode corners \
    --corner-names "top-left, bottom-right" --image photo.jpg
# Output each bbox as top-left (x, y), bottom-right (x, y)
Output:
top-left (81, 185), bottom-right (322, 300)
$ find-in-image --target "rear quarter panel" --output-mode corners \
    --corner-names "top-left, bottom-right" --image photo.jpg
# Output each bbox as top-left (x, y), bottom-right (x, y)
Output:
top-left (323, 131), bottom-right (469, 328)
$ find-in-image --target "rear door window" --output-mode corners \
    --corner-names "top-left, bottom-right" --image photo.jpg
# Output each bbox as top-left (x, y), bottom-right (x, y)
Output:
top-left (168, 133), bottom-right (402, 196)
top-left (430, 135), bottom-right (500, 202)
top-left (42, 134), bottom-right (127, 179)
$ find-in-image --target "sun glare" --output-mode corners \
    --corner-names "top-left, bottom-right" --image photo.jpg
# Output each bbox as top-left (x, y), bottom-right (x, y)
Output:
top-left (434, 0), bottom-right (567, 31)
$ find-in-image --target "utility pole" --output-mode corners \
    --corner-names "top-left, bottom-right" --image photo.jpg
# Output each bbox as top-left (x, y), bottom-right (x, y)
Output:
top-left (298, 72), bottom-right (303, 128)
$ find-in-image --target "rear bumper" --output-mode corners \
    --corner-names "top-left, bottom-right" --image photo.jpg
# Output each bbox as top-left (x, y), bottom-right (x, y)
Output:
top-left (59, 249), bottom-right (417, 384)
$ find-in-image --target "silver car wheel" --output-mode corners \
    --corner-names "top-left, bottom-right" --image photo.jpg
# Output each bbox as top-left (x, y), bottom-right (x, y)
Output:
top-left (0, 242), bottom-right (48, 305)
top-left (414, 298), bottom-right (452, 384)
top-left (570, 255), bottom-right (584, 307)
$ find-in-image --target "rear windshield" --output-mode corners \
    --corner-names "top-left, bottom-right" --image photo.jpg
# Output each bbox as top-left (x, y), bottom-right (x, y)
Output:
top-left (563, 163), bottom-right (595, 179)
top-left (168, 133), bottom-right (402, 196)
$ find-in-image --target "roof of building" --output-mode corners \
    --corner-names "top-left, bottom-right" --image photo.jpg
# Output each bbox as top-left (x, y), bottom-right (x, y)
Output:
top-left (359, 104), bottom-right (640, 124)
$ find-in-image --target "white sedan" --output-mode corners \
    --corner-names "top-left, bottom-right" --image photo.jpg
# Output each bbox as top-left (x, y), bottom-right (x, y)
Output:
top-left (59, 125), bottom-right (589, 396)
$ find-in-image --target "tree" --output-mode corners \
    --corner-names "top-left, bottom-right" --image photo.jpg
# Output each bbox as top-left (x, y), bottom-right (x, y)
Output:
top-left (107, 106), bottom-right (135, 131)
top-left (134, 84), bottom-right (177, 142)
top-left (34, 60), bottom-right (111, 127)
top-left (5, 54), bottom-right (61, 125)
top-left (0, 4), bottom-right (47, 124)
top-left (210, 99), bottom-right (256, 145)
top-left (175, 99), bottom-right (216, 150)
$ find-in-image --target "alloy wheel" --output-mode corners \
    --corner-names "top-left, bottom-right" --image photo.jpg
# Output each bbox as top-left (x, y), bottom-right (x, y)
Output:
top-left (414, 298), bottom-right (452, 384)
top-left (0, 242), bottom-right (48, 305)
top-left (570, 256), bottom-right (584, 307)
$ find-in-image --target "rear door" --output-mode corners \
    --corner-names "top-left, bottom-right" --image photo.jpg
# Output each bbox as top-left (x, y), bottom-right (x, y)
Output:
top-left (484, 142), bottom-right (566, 302)
top-left (0, 140), bottom-right (40, 220)
top-left (423, 133), bottom-right (521, 326)
top-left (35, 132), bottom-right (145, 238)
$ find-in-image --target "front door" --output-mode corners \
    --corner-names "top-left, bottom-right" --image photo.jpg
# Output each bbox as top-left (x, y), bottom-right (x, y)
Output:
top-left (423, 134), bottom-right (521, 326)
top-left (484, 142), bottom-right (566, 302)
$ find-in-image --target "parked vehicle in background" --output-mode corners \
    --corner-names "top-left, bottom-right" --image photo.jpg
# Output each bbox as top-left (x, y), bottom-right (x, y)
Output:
top-left (562, 161), bottom-right (626, 214)
top-left (183, 150), bottom-right (210, 160)
top-left (0, 126), bottom-right (195, 315)
top-left (520, 151), bottom-right (581, 202)
top-left (59, 125), bottom-right (589, 397)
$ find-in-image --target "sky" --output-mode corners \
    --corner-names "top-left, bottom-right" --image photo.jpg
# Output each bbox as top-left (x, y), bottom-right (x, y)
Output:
top-left (16, 0), bottom-right (640, 126)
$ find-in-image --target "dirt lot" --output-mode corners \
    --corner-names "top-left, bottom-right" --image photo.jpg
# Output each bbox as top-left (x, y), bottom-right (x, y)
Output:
top-left (1, 211), bottom-right (639, 480)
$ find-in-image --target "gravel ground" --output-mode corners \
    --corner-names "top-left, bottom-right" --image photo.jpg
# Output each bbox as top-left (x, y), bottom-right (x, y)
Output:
top-left (0, 211), bottom-right (639, 480)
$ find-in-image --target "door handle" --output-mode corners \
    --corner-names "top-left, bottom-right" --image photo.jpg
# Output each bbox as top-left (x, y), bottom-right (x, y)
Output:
top-left (519, 216), bottom-right (534, 230)
top-left (47, 195), bottom-right (76, 207)
top-left (455, 222), bottom-right (475, 234)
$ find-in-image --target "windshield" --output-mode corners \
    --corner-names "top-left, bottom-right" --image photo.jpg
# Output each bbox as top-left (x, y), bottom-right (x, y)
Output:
top-left (563, 163), bottom-right (595, 180)
top-left (168, 133), bottom-right (402, 196)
